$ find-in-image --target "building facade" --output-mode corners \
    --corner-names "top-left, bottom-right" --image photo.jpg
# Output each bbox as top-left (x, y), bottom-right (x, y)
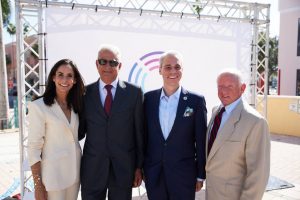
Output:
top-left (5, 35), bottom-right (38, 107)
top-left (278, 0), bottom-right (300, 95)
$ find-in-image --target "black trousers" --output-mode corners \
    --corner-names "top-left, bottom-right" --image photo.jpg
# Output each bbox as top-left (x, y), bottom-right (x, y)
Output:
top-left (81, 161), bottom-right (132, 200)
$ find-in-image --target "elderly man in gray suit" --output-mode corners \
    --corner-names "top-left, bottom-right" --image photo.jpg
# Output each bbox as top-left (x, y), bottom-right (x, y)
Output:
top-left (205, 69), bottom-right (270, 200)
top-left (79, 45), bottom-right (144, 200)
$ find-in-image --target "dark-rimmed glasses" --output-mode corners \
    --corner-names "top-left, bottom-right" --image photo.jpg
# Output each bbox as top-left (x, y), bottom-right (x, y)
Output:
top-left (98, 59), bottom-right (119, 67)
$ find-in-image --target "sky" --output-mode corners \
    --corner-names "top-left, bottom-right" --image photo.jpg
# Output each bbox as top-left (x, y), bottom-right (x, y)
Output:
top-left (3, 0), bottom-right (279, 44)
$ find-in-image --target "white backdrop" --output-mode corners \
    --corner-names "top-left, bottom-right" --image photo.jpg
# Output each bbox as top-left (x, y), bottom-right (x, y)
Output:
top-left (45, 7), bottom-right (252, 115)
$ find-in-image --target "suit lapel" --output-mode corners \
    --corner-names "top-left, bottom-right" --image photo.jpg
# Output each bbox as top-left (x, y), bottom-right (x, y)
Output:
top-left (206, 106), bottom-right (219, 157)
top-left (51, 101), bottom-right (70, 126)
top-left (70, 109), bottom-right (78, 138)
top-left (49, 101), bottom-right (76, 141)
top-left (207, 101), bottom-right (243, 162)
top-left (166, 87), bottom-right (188, 141)
top-left (90, 81), bottom-right (106, 117)
top-left (110, 80), bottom-right (126, 115)
top-left (154, 89), bottom-right (165, 141)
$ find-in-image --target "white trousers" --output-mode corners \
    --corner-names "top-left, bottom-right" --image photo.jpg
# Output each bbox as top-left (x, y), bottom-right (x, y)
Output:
top-left (47, 182), bottom-right (80, 200)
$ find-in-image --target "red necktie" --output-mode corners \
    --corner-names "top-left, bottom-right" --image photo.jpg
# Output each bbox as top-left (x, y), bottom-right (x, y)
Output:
top-left (208, 107), bottom-right (226, 155)
top-left (104, 85), bottom-right (113, 115)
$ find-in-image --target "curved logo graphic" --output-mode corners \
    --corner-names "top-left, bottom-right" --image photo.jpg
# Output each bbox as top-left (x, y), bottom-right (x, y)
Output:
top-left (128, 51), bottom-right (164, 91)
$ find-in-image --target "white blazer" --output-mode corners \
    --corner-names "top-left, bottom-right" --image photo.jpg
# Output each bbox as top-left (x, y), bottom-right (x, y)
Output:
top-left (27, 98), bottom-right (82, 191)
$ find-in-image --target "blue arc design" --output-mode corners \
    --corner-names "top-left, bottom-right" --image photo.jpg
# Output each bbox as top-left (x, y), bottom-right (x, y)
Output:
top-left (128, 51), bottom-right (164, 91)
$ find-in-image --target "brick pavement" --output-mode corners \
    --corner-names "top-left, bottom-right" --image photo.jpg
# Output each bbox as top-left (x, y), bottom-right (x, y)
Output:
top-left (0, 131), bottom-right (299, 200)
top-left (262, 134), bottom-right (300, 200)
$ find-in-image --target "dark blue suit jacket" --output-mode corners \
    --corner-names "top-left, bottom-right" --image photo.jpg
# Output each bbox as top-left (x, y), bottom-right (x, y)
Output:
top-left (143, 87), bottom-right (207, 192)
top-left (79, 80), bottom-right (144, 196)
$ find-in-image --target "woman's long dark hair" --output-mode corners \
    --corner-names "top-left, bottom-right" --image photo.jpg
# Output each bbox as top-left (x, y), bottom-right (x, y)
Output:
top-left (41, 59), bottom-right (85, 113)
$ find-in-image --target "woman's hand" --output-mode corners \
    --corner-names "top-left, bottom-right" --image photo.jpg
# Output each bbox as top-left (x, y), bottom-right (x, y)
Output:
top-left (31, 162), bottom-right (48, 200)
top-left (34, 182), bottom-right (48, 200)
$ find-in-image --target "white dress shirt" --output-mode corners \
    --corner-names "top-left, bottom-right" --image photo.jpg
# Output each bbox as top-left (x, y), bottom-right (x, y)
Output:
top-left (159, 87), bottom-right (181, 140)
top-left (98, 78), bottom-right (118, 106)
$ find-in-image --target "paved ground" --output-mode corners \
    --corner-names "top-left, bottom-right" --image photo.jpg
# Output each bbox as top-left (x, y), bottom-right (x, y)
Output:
top-left (0, 129), bottom-right (299, 200)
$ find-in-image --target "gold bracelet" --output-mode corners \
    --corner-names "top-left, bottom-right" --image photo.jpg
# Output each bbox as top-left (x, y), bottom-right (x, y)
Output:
top-left (33, 175), bottom-right (41, 180)
top-left (34, 180), bottom-right (44, 190)
top-left (33, 175), bottom-right (42, 186)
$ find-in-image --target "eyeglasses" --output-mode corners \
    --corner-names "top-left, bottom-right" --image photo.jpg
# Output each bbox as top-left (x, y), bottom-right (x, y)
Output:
top-left (98, 59), bottom-right (119, 67)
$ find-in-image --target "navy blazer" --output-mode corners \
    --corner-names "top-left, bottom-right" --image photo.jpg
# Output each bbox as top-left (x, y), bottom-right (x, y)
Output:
top-left (143, 87), bottom-right (207, 188)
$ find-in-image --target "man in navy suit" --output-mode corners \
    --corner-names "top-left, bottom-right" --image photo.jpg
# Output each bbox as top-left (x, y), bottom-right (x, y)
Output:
top-left (143, 51), bottom-right (207, 200)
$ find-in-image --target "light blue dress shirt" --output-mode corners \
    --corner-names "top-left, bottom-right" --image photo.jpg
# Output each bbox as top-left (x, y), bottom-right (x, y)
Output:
top-left (98, 78), bottom-right (118, 106)
top-left (159, 87), bottom-right (203, 182)
top-left (159, 87), bottom-right (181, 140)
top-left (219, 97), bottom-right (242, 130)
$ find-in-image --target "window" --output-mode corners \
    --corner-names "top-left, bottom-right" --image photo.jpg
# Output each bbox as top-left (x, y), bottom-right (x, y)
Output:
top-left (297, 69), bottom-right (300, 96)
top-left (298, 18), bottom-right (300, 56)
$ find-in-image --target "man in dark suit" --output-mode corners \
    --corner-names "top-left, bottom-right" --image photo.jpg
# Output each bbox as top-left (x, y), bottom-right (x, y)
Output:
top-left (143, 51), bottom-right (207, 200)
top-left (79, 45), bottom-right (144, 200)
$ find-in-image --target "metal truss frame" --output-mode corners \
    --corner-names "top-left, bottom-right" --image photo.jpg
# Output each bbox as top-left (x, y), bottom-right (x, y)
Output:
top-left (15, 0), bottom-right (270, 198)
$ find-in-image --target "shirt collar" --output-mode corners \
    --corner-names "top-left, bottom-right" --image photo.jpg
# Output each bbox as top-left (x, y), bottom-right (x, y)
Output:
top-left (160, 86), bottom-right (181, 100)
top-left (223, 97), bottom-right (242, 114)
top-left (99, 78), bottom-right (118, 90)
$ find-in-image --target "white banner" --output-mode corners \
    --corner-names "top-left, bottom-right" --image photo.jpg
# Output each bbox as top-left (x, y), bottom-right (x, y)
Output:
top-left (45, 7), bottom-right (252, 115)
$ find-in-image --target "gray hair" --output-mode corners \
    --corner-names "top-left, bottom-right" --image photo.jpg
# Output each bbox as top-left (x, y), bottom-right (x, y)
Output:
top-left (159, 50), bottom-right (183, 67)
top-left (98, 44), bottom-right (121, 61)
top-left (217, 68), bottom-right (244, 85)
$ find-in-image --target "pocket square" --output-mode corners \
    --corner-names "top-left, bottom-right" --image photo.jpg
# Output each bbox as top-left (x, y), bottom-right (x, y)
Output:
top-left (183, 107), bottom-right (194, 117)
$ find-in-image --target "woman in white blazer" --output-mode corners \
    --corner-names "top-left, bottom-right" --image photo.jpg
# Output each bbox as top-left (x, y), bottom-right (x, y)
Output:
top-left (27, 59), bottom-right (85, 200)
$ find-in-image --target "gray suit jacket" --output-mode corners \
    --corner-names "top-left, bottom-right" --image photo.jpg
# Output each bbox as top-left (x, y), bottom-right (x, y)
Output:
top-left (79, 80), bottom-right (144, 191)
top-left (205, 100), bottom-right (270, 200)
